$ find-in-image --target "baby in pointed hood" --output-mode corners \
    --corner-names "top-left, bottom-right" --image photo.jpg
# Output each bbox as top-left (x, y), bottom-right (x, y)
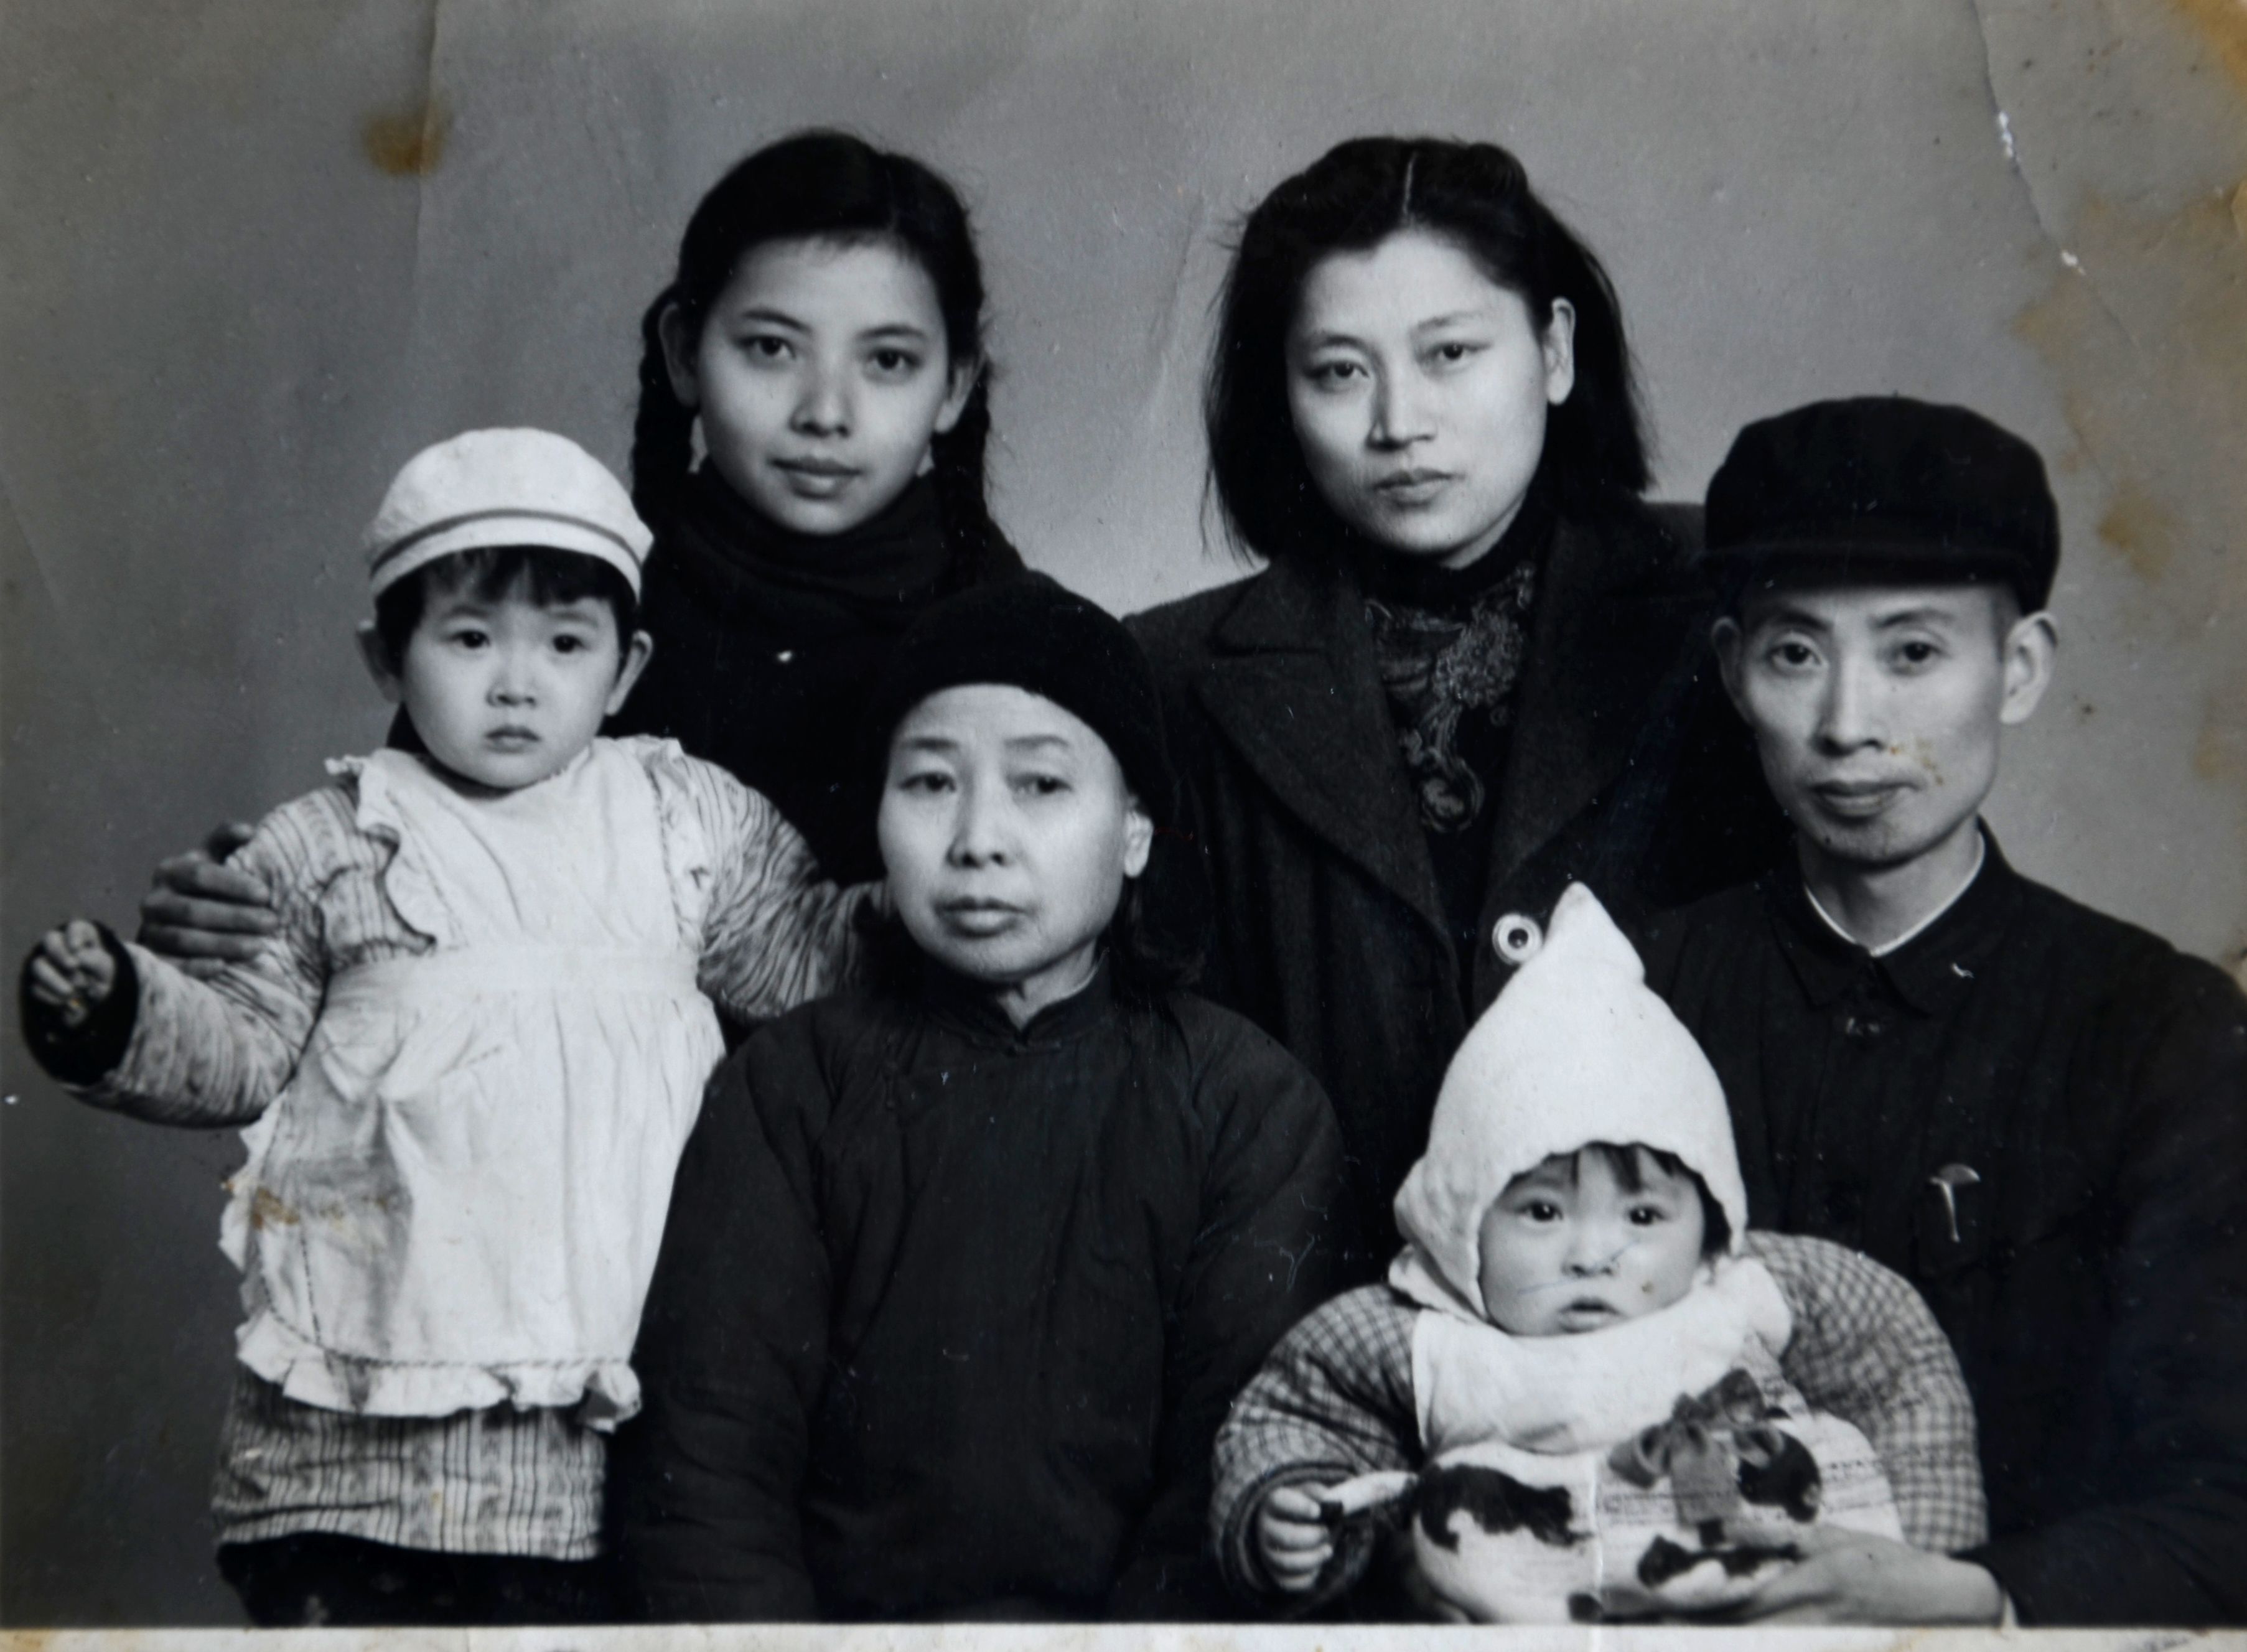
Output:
top-left (1213, 885), bottom-right (1984, 1623)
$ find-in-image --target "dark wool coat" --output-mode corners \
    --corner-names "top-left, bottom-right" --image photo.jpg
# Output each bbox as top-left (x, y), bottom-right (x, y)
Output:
top-left (1128, 505), bottom-right (1787, 1267)
top-left (614, 964), bottom-right (1350, 1623)
top-left (1643, 842), bottom-right (2247, 1625)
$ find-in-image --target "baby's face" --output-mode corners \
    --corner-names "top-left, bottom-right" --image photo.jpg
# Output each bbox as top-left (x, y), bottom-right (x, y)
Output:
top-left (385, 578), bottom-right (641, 791)
top-left (1475, 1148), bottom-right (1708, 1335)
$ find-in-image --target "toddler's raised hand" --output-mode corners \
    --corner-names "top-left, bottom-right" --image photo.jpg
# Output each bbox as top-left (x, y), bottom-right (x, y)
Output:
top-left (1256, 1482), bottom-right (1336, 1592)
top-left (28, 920), bottom-right (119, 1029)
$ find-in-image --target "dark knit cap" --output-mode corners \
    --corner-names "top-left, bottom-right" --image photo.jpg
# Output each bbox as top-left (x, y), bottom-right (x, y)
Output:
top-left (1704, 397), bottom-right (2060, 609)
top-left (860, 573), bottom-right (1180, 824)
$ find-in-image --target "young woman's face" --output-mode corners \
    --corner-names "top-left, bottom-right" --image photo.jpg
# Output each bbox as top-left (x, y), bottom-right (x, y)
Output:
top-left (1475, 1149), bottom-right (1707, 1336)
top-left (879, 684), bottom-right (1153, 1024)
top-left (666, 236), bottom-right (976, 537)
top-left (363, 576), bottom-right (650, 792)
top-left (1714, 582), bottom-right (2054, 876)
top-left (1286, 228), bottom-right (1575, 569)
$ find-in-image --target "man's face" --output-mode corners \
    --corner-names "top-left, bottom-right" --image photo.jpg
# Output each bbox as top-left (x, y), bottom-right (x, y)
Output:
top-left (1716, 580), bottom-right (2053, 874)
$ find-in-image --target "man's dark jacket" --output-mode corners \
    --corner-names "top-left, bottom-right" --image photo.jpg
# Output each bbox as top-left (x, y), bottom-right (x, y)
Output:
top-left (1644, 843), bottom-right (2247, 1624)
top-left (1128, 505), bottom-right (1786, 1266)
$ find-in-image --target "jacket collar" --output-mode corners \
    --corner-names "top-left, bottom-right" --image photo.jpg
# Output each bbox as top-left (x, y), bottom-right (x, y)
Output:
top-left (1763, 828), bottom-right (2022, 1015)
top-left (1200, 551), bottom-right (1447, 935)
top-left (1485, 510), bottom-right (1693, 895)
top-left (1190, 510), bottom-right (1694, 940)
top-left (917, 953), bottom-right (1120, 1048)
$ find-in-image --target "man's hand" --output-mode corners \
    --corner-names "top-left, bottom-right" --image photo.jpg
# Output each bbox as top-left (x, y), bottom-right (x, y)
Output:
top-left (27, 920), bottom-right (119, 1029)
top-left (1676, 1526), bottom-right (2006, 1625)
top-left (138, 823), bottom-right (274, 976)
top-left (1255, 1483), bottom-right (1336, 1593)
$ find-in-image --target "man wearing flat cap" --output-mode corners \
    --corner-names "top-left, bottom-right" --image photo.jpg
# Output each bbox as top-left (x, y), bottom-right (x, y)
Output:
top-left (1643, 397), bottom-right (2247, 1625)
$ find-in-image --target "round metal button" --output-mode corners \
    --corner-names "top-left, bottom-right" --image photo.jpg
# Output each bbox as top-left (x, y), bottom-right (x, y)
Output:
top-left (1492, 913), bottom-right (1543, 964)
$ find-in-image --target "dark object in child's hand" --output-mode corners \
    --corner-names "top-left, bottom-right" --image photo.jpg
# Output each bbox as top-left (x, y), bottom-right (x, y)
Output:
top-left (1278, 1471), bottom-right (1414, 1620)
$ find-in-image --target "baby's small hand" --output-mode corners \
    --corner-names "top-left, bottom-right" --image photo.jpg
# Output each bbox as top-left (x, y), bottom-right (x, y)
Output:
top-left (1255, 1482), bottom-right (1336, 1593)
top-left (28, 920), bottom-right (118, 1029)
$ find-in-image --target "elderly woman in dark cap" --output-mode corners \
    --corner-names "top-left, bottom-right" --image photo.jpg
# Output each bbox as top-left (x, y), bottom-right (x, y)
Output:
top-left (612, 575), bottom-right (1350, 1624)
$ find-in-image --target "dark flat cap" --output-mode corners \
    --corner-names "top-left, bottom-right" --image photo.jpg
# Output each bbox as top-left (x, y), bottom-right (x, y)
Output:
top-left (1704, 396), bottom-right (2059, 609)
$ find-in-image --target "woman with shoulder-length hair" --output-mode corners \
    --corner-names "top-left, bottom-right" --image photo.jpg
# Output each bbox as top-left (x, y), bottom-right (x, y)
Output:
top-left (1131, 136), bottom-right (1785, 1270)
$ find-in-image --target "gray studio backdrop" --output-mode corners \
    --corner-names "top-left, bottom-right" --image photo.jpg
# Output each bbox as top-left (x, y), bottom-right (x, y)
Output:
top-left (6, 0), bottom-right (2244, 1625)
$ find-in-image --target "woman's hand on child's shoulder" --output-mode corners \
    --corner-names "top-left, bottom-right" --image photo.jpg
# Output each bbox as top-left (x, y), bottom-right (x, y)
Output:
top-left (28, 920), bottom-right (118, 1028)
top-left (139, 821), bottom-right (275, 976)
top-left (1256, 1482), bottom-right (1337, 1592)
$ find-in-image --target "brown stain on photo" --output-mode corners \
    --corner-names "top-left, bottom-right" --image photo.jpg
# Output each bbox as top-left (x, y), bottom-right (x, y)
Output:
top-left (2012, 199), bottom-right (2247, 576)
top-left (362, 98), bottom-right (449, 177)
top-left (2166, 0), bottom-right (2247, 95)
top-left (248, 1186), bottom-right (299, 1231)
top-left (2198, 710), bottom-right (2239, 778)
top-left (2095, 480), bottom-right (2181, 584)
top-left (2014, 169), bottom-right (2247, 942)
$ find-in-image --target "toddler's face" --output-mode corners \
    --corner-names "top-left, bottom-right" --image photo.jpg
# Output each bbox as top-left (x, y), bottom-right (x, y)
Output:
top-left (879, 684), bottom-right (1152, 1019)
top-left (373, 576), bottom-right (647, 791)
top-left (1475, 1147), bottom-right (1708, 1336)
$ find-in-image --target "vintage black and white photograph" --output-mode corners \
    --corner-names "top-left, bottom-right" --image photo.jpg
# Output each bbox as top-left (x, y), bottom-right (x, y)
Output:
top-left (4, 0), bottom-right (2244, 1639)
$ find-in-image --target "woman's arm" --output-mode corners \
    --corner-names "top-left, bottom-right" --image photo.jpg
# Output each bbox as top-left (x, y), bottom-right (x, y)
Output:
top-left (134, 821), bottom-right (280, 975)
top-left (665, 751), bottom-right (872, 1024)
top-left (612, 1019), bottom-right (835, 1622)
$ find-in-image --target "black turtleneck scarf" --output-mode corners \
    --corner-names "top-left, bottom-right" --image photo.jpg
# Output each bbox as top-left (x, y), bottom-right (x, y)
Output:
top-left (609, 467), bottom-right (1022, 880)
top-left (1353, 482), bottom-right (1556, 995)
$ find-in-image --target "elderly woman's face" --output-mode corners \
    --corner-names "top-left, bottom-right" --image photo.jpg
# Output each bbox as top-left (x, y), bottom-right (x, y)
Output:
top-left (1285, 228), bottom-right (1575, 569)
top-left (879, 684), bottom-right (1152, 1024)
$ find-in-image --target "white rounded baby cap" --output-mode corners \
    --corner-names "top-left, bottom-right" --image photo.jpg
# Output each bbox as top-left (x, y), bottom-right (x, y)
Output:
top-left (364, 428), bottom-right (652, 600)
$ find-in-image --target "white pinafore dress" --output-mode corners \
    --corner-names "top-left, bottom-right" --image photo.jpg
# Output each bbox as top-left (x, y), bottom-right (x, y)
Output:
top-left (220, 745), bottom-right (722, 1427)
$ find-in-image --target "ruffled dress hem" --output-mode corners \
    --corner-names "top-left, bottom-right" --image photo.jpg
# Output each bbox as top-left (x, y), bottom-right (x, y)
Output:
top-left (233, 1310), bottom-right (641, 1429)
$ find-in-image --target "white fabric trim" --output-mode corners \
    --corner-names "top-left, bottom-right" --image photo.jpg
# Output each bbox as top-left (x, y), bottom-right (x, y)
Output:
top-left (1406, 1254), bottom-right (1794, 1457)
top-left (1805, 830), bottom-right (1986, 958)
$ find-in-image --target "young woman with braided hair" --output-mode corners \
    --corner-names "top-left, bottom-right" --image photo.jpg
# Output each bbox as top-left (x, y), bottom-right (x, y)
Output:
top-left (610, 129), bottom-right (1022, 880)
top-left (137, 131), bottom-right (1022, 967)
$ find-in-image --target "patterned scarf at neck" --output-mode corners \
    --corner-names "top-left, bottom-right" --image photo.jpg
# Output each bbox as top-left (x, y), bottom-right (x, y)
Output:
top-left (1354, 478), bottom-right (1556, 835)
top-left (1363, 554), bottom-right (1539, 834)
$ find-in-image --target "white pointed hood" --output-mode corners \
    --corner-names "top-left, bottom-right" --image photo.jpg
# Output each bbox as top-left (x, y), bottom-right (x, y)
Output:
top-left (1392, 884), bottom-right (1747, 1311)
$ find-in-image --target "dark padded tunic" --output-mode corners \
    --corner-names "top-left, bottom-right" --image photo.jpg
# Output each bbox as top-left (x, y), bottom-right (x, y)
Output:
top-left (615, 963), bottom-right (1350, 1622)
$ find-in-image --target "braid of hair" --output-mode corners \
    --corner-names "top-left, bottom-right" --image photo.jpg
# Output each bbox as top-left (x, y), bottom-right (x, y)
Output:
top-left (630, 286), bottom-right (698, 523)
top-left (929, 373), bottom-right (1004, 573)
